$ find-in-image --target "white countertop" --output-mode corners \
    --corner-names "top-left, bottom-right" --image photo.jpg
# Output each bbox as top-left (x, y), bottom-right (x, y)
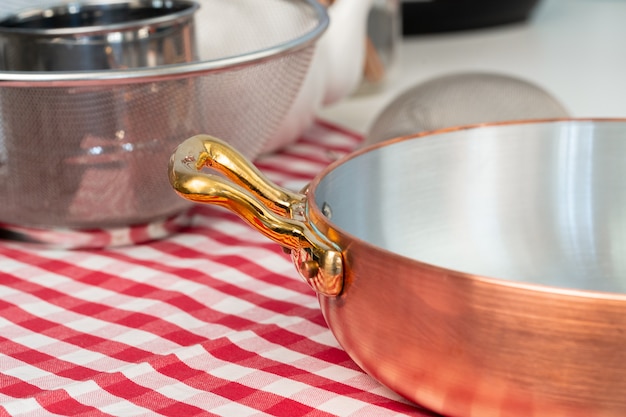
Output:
top-left (319, 0), bottom-right (626, 135)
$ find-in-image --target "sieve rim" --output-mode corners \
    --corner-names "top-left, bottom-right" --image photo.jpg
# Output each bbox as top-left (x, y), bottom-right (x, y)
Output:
top-left (0, 0), bottom-right (328, 87)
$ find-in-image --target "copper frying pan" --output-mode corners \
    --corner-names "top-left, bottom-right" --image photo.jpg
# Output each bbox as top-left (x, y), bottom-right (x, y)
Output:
top-left (169, 119), bottom-right (626, 417)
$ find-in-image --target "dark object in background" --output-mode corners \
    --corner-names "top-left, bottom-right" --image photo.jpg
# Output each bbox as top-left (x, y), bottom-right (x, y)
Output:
top-left (402, 0), bottom-right (541, 35)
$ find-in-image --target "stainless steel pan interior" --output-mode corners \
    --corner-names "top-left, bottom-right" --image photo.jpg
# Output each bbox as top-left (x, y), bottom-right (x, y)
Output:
top-left (316, 119), bottom-right (626, 294)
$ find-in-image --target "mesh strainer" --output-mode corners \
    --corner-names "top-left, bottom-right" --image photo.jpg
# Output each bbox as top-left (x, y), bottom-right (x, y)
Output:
top-left (366, 72), bottom-right (570, 145)
top-left (0, 0), bottom-right (327, 234)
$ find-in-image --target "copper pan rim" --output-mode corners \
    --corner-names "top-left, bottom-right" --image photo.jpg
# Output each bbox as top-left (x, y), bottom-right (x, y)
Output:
top-left (307, 116), bottom-right (626, 301)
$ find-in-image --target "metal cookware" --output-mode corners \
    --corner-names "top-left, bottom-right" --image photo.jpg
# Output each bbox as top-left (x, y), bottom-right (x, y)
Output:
top-left (169, 119), bottom-right (626, 417)
top-left (366, 72), bottom-right (570, 146)
top-left (0, 0), bottom-right (327, 239)
top-left (0, 0), bottom-right (199, 71)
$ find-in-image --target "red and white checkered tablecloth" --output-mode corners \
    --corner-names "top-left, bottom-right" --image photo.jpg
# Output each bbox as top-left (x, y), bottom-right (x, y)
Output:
top-left (0, 121), bottom-right (438, 417)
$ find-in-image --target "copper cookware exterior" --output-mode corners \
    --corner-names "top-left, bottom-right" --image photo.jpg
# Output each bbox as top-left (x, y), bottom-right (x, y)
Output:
top-left (169, 120), bottom-right (626, 417)
top-left (312, 205), bottom-right (626, 416)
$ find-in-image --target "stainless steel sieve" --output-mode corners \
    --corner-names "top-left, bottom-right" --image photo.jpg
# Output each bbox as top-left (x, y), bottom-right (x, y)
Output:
top-left (366, 72), bottom-right (570, 146)
top-left (0, 0), bottom-right (328, 237)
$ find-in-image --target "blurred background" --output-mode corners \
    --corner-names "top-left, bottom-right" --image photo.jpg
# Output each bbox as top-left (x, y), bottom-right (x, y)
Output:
top-left (323, 0), bottom-right (626, 135)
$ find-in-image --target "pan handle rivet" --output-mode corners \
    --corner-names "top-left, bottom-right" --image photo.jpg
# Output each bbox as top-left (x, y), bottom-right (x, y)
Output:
top-left (322, 202), bottom-right (332, 219)
top-left (300, 260), bottom-right (320, 278)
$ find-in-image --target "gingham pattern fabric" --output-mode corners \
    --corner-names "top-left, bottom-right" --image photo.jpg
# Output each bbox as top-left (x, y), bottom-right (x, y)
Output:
top-left (0, 121), bottom-right (437, 417)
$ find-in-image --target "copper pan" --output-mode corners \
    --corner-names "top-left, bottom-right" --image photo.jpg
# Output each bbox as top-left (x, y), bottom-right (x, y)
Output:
top-left (169, 119), bottom-right (626, 417)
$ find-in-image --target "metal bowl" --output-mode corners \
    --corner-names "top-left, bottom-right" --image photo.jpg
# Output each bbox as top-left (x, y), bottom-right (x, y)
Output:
top-left (0, 0), bottom-right (327, 239)
top-left (170, 119), bottom-right (626, 417)
top-left (0, 0), bottom-right (199, 71)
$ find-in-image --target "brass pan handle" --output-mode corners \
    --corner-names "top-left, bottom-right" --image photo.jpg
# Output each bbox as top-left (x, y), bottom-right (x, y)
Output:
top-left (168, 134), bottom-right (343, 297)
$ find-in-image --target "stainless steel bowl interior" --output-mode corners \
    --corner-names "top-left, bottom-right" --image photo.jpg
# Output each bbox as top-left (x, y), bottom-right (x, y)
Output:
top-left (0, 0), bottom-right (196, 33)
top-left (313, 119), bottom-right (626, 294)
top-left (0, 0), bottom-right (200, 71)
top-left (0, 0), bottom-right (328, 83)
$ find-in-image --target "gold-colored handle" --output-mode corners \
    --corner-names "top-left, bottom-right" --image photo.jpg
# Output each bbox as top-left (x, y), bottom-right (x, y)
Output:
top-left (169, 134), bottom-right (343, 297)
top-left (171, 133), bottom-right (303, 217)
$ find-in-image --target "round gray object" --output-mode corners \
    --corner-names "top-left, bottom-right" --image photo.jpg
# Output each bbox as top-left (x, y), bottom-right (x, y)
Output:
top-left (366, 72), bottom-right (570, 145)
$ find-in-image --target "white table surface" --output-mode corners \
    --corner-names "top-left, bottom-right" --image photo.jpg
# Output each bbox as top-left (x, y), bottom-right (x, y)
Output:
top-left (319, 0), bottom-right (626, 135)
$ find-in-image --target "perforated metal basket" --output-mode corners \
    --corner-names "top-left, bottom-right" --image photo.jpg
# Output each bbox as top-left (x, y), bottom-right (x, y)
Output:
top-left (0, 0), bottom-right (328, 232)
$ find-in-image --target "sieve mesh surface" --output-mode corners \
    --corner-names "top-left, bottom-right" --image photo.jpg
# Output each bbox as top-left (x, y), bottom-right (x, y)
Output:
top-left (366, 72), bottom-right (570, 145)
top-left (0, 0), bottom-right (323, 229)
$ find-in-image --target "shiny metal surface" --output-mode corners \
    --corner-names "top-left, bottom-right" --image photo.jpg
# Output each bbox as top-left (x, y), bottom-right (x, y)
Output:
top-left (315, 119), bottom-right (626, 293)
top-left (310, 119), bottom-right (626, 416)
top-left (0, 0), bottom-right (199, 71)
top-left (0, 0), bottom-right (328, 85)
top-left (0, 0), bottom-right (327, 233)
top-left (169, 135), bottom-right (344, 296)
top-left (169, 119), bottom-right (626, 416)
